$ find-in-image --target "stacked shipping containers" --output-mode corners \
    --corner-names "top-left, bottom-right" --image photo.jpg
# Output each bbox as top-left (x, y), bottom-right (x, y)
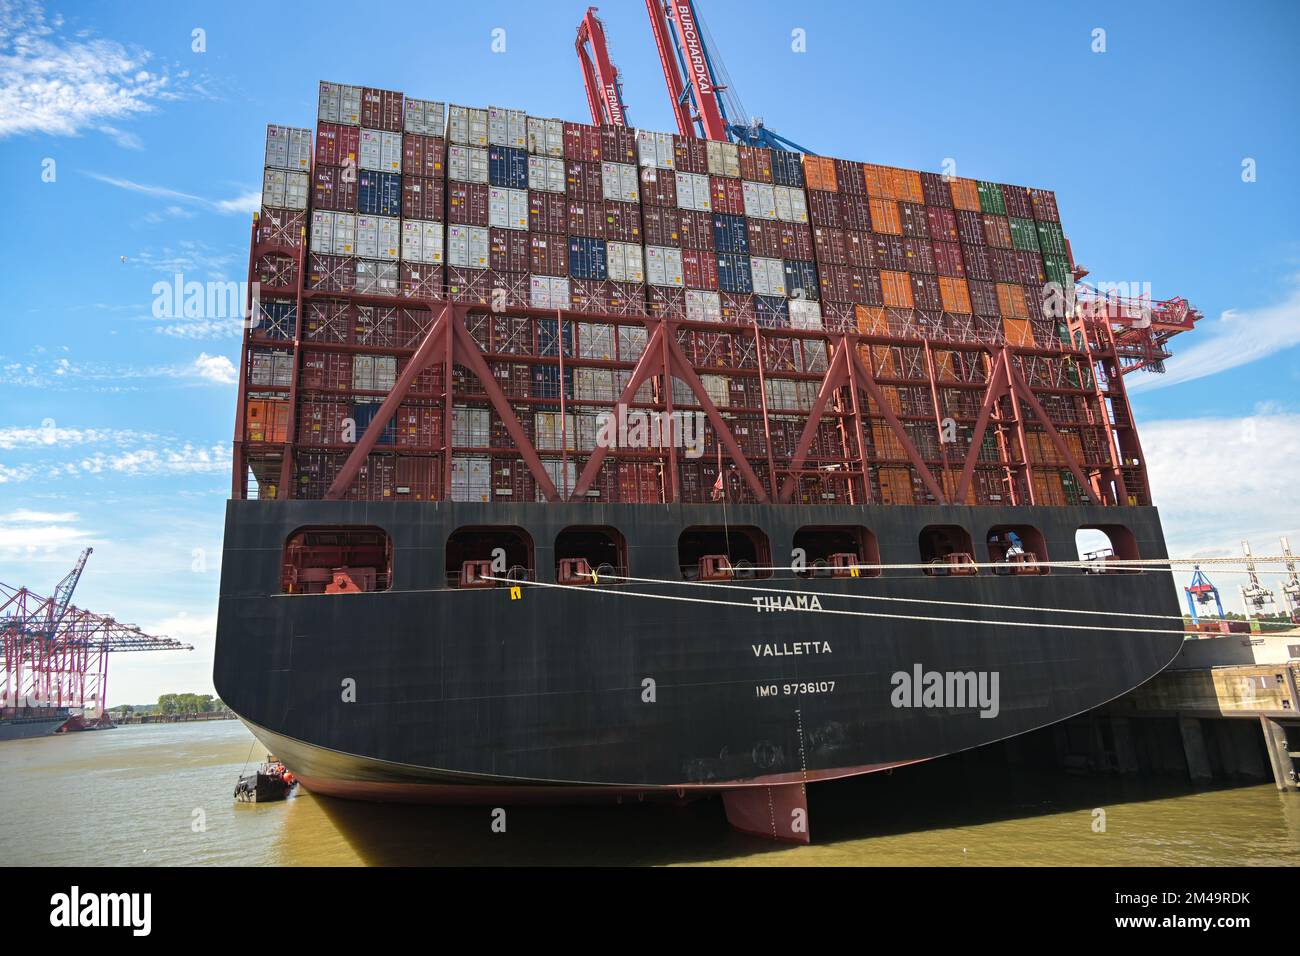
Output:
top-left (240, 81), bottom-right (1134, 510)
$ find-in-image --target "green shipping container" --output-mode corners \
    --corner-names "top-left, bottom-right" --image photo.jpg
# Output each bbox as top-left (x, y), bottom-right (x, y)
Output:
top-left (1034, 220), bottom-right (1069, 257)
top-left (1043, 253), bottom-right (1072, 290)
top-left (977, 181), bottom-right (1007, 216)
top-left (1009, 216), bottom-right (1040, 252)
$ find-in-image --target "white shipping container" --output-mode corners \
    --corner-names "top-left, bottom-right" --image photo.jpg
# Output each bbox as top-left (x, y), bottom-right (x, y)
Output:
top-left (451, 456), bottom-right (492, 503)
top-left (790, 299), bottom-right (824, 330)
top-left (311, 210), bottom-right (357, 256)
top-left (606, 241), bottom-right (645, 283)
top-left (529, 275), bottom-right (569, 309)
top-left (685, 290), bottom-right (723, 323)
top-left (529, 156), bottom-right (566, 193)
top-left (319, 81), bottom-right (362, 126)
top-left (675, 171), bottom-right (712, 212)
top-left (404, 98), bottom-right (446, 136)
top-left (537, 459), bottom-right (577, 502)
top-left (750, 256), bottom-right (786, 297)
top-left (448, 105), bottom-right (488, 146)
top-left (488, 107), bottom-right (528, 148)
top-left (265, 125), bottom-right (312, 171)
top-left (534, 412), bottom-right (577, 452)
top-left (355, 259), bottom-right (398, 295)
top-left (527, 117), bottom-right (565, 157)
top-left (577, 322), bottom-right (614, 360)
top-left (645, 246), bottom-right (684, 288)
top-left (447, 225), bottom-right (489, 269)
top-left (452, 406), bottom-right (491, 446)
top-left (774, 185), bottom-right (808, 224)
top-left (618, 325), bottom-right (648, 362)
top-left (706, 140), bottom-right (740, 178)
top-left (262, 169), bottom-right (308, 210)
top-left (636, 129), bottom-right (674, 169)
top-left (600, 162), bottom-right (640, 203)
top-left (799, 338), bottom-right (829, 372)
top-left (743, 181), bottom-right (778, 220)
top-left (448, 145), bottom-right (489, 183)
top-left (356, 216), bottom-right (400, 261)
top-left (401, 219), bottom-right (445, 265)
top-left (700, 374), bottom-right (730, 408)
top-left (489, 187), bottom-right (529, 230)
top-left (359, 129), bottom-right (403, 172)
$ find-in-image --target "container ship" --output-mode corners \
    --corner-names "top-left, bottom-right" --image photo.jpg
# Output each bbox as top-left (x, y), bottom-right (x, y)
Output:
top-left (214, 37), bottom-right (1203, 840)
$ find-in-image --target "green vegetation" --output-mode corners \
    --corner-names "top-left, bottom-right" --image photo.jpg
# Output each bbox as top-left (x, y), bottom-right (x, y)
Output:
top-left (108, 694), bottom-right (229, 717)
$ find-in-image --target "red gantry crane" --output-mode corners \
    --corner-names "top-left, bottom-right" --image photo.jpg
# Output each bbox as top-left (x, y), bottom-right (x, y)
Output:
top-left (0, 549), bottom-right (193, 731)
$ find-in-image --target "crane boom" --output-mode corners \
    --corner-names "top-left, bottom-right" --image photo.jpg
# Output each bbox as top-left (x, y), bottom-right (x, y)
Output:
top-left (576, 7), bottom-right (629, 127)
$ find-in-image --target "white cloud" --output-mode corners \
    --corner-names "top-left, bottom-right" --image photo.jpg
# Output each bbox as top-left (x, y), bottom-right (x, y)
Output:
top-left (1130, 275), bottom-right (1300, 392)
top-left (1, 508), bottom-right (79, 523)
top-left (0, 0), bottom-right (177, 142)
top-left (0, 508), bottom-right (90, 553)
top-left (87, 173), bottom-right (260, 217)
top-left (192, 353), bottom-right (237, 384)
top-left (1142, 411), bottom-right (1300, 612)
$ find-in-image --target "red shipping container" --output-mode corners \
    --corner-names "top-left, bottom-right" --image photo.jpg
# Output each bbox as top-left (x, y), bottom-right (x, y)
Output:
top-left (567, 200), bottom-right (606, 238)
top-left (738, 146), bottom-right (773, 183)
top-left (955, 209), bottom-right (985, 246)
top-left (818, 264), bottom-right (845, 301)
top-left (580, 125), bottom-right (602, 162)
top-left (682, 250), bottom-right (719, 290)
top-left (904, 237), bottom-right (936, 273)
top-left (983, 214), bottom-right (1013, 249)
top-left (835, 158), bottom-right (868, 194)
top-left (910, 273), bottom-right (942, 310)
top-left (489, 227), bottom-right (530, 273)
top-left (806, 189), bottom-right (842, 227)
top-left (839, 193), bottom-right (872, 232)
top-left (899, 202), bottom-right (929, 239)
top-left (316, 122), bottom-right (360, 167)
top-left (673, 135), bottom-right (708, 174)
top-left (600, 126), bottom-right (636, 164)
top-left (709, 176), bottom-right (745, 216)
top-left (678, 209), bottom-right (714, 249)
top-left (649, 286), bottom-right (686, 318)
top-left (569, 277), bottom-right (608, 313)
top-left (446, 266), bottom-right (494, 304)
top-left (602, 200), bottom-right (643, 243)
top-left (313, 166), bottom-right (358, 212)
top-left (869, 234), bottom-right (908, 272)
top-left (844, 230), bottom-right (872, 267)
top-left (746, 219), bottom-right (784, 258)
top-left (562, 122), bottom-right (602, 162)
top-left (399, 263), bottom-right (444, 300)
top-left (926, 205), bottom-right (958, 242)
top-left (361, 88), bottom-right (403, 131)
top-left (402, 134), bottom-right (445, 179)
top-left (1015, 250), bottom-right (1046, 285)
top-left (813, 226), bottom-right (848, 264)
top-left (1029, 188), bottom-right (1060, 222)
top-left (395, 455), bottom-right (439, 500)
top-left (962, 244), bottom-right (993, 282)
top-left (1003, 184), bottom-right (1033, 219)
top-left (920, 171), bottom-right (952, 207)
top-left (990, 248), bottom-right (1019, 283)
top-left (528, 190), bottom-right (568, 233)
top-left (969, 279), bottom-right (1000, 316)
top-left (566, 160), bottom-right (604, 202)
top-left (308, 255), bottom-right (356, 293)
top-left (779, 223), bottom-right (814, 261)
top-left (402, 175), bottom-right (444, 221)
top-left (448, 182), bottom-right (489, 226)
top-left (932, 240), bottom-right (966, 278)
top-left (843, 265), bottom-right (882, 306)
top-left (641, 206), bottom-right (680, 246)
top-left (300, 350), bottom-right (352, 390)
top-left (719, 292), bottom-right (755, 324)
top-left (641, 166), bottom-right (677, 206)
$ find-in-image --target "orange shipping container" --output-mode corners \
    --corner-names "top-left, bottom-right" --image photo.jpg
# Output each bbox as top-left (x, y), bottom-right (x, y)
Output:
top-left (938, 276), bottom-right (972, 313)
top-left (950, 177), bottom-right (981, 211)
top-left (862, 344), bottom-right (896, 377)
top-left (880, 270), bottom-right (913, 308)
top-left (1002, 316), bottom-right (1034, 346)
top-left (996, 282), bottom-right (1028, 318)
top-left (868, 197), bottom-right (902, 234)
top-left (863, 163), bottom-right (891, 198)
top-left (876, 466), bottom-right (914, 504)
top-left (892, 168), bottom-right (924, 204)
top-left (855, 304), bottom-right (888, 335)
top-left (245, 399), bottom-right (268, 442)
top-left (803, 155), bottom-right (837, 192)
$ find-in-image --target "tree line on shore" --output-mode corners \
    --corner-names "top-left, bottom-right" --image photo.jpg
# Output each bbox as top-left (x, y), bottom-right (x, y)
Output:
top-left (109, 693), bottom-right (229, 716)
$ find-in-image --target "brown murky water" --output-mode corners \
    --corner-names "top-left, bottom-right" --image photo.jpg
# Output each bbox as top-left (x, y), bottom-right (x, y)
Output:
top-left (2, 721), bottom-right (1297, 866)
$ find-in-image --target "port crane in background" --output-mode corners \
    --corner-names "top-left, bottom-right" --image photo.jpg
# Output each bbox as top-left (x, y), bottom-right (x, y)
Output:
top-left (1184, 566), bottom-right (1225, 625)
top-left (1280, 536), bottom-right (1300, 622)
top-left (1238, 540), bottom-right (1277, 619)
top-left (576, 1), bottom-right (811, 152)
top-left (0, 551), bottom-right (192, 729)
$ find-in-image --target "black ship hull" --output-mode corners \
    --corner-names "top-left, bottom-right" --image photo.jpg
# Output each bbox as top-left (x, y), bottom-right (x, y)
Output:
top-left (214, 500), bottom-right (1183, 841)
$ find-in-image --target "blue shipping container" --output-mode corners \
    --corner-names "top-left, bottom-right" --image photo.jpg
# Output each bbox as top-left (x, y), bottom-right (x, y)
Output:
top-left (712, 213), bottom-right (749, 254)
top-left (717, 253), bottom-right (753, 294)
top-left (783, 259), bottom-right (820, 301)
top-left (772, 150), bottom-right (805, 188)
top-left (532, 366), bottom-right (574, 400)
top-left (754, 295), bottom-right (790, 328)
top-left (538, 318), bottom-right (575, 357)
top-left (358, 170), bottom-right (401, 216)
top-left (489, 145), bottom-right (529, 190)
top-left (568, 236), bottom-right (608, 281)
top-left (351, 402), bottom-right (396, 445)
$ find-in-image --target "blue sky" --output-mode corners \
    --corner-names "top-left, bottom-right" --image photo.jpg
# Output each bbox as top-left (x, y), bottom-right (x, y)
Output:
top-left (1, 0), bottom-right (1297, 703)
